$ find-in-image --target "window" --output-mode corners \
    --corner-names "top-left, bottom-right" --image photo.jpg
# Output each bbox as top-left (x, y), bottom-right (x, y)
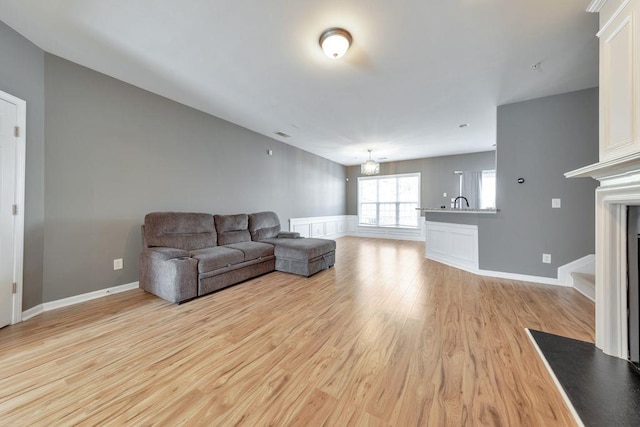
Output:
top-left (480, 170), bottom-right (496, 209)
top-left (457, 169), bottom-right (496, 209)
top-left (358, 173), bottom-right (420, 228)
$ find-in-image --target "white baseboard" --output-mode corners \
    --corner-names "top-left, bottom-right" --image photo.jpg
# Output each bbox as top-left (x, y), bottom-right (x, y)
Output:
top-left (21, 282), bottom-right (139, 321)
top-left (477, 269), bottom-right (561, 286)
top-left (21, 304), bottom-right (44, 321)
top-left (425, 254), bottom-right (562, 286)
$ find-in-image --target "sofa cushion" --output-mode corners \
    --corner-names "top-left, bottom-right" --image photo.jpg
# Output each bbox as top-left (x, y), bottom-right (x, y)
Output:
top-left (144, 212), bottom-right (217, 251)
top-left (248, 211), bottom-right (281, 241)
top-left (190, 247), bottom-right (245, 273)
top-left (215, 214), bottom-right (251, 245)
top-left (225, 241), bottom-right (274, 262)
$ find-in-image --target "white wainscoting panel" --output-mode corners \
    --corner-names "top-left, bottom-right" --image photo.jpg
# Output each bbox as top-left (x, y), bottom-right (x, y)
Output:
top-left (425, 221), bottom-right (479, 271)
top-left (346, 216), bottom-right (358, 233)
top-left (289, 215), bottom-right (424, 241)
top-left (346, 215), bottom-right (425, 241)
top-left (311, 222), bottom-right (325, 237)
top-left (289, 216), bottom-right (348, 239)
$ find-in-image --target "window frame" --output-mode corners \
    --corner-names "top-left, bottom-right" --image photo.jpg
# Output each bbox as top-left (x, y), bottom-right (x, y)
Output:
top-left (357, 172), bottom-right (421, 229)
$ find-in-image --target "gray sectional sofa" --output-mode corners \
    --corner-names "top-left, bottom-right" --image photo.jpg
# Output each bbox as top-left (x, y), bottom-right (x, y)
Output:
top-left (139, 211), bottom-right (336, 303)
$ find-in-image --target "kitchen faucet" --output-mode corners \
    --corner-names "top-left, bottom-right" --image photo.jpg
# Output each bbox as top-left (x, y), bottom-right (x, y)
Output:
top-left (454, 196), bottom-right (469, 209)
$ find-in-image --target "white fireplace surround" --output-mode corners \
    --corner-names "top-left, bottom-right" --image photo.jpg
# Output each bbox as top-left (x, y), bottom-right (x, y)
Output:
top-left (568, 154), bottom-right (640, 359)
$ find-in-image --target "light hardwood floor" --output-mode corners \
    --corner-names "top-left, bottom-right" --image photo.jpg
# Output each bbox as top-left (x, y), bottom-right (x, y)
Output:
top-left (0, 237), bottom-right (594, 426)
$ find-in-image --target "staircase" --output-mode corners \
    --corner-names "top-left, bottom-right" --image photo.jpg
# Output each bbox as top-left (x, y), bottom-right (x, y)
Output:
top-left (571, 271), bottom-right (595, 301)
top-left (558, 254), bottom-right (595, 301)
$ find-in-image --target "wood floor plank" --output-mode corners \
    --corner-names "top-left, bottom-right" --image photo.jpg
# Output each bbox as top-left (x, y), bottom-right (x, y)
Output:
top-left (0, 237), bottom-right (593, 425)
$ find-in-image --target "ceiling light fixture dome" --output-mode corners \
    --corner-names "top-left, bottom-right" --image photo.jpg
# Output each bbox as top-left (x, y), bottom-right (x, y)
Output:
top-left (319, 28), bottom-right (352, 59)
top-left (361, 149), bottom-right (380, 175)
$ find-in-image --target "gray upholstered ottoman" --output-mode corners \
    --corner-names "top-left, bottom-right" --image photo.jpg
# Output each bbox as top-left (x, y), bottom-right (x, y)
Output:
top-left (270, 238), bottom-right (336, 277)
top-left (248, 211), bottom-right (336, 277)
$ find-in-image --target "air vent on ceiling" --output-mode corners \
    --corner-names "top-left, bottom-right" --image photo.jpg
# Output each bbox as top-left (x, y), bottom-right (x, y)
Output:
top-left (274, 131), bottom-right (291, 138)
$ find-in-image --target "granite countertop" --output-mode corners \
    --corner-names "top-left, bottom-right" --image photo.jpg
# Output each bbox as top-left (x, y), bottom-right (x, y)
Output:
top-left (417, 207), bottom-right (499, 214)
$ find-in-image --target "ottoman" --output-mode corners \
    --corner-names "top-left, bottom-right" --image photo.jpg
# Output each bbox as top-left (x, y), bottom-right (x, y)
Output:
top-left (269, 238), bottom-right (336, 277)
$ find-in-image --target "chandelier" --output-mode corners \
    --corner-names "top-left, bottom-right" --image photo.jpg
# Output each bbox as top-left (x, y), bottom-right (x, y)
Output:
top-left (361, 149), bottom-right (380, 175)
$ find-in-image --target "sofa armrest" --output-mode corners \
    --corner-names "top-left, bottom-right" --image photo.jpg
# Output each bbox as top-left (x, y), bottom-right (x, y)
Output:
top-left (277, 231), bottom-right (301, 239)
top-left (140, 248), bottom-right (197, 303)
top-left (144, 247), bottom-right (190, 261)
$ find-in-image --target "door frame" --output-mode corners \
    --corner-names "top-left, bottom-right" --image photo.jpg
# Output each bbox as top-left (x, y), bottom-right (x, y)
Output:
top-left (0, 89), bottom-right (26, 324)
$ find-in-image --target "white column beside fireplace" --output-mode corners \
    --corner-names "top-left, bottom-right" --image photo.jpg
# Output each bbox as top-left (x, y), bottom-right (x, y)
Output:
top-left (567, 155), bottom-right (640, 359)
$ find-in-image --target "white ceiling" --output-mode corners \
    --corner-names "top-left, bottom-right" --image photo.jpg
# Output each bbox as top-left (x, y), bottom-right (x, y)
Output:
top-left (0, 1), bottom-right (598, 166)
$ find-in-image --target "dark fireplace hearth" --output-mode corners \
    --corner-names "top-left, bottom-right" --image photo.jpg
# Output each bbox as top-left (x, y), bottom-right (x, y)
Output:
top-left (529, 329), bottom-right (640, 426)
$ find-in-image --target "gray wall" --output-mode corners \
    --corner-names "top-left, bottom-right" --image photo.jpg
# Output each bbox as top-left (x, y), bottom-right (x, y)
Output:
top-left (426, 88), bottom-right (599, 277)
top-left (345, 151), bottom-right (496, 214)
top-left (0, 21), bottom-right (45, 310)
top-left (42, 54), bottom-right (345, 302)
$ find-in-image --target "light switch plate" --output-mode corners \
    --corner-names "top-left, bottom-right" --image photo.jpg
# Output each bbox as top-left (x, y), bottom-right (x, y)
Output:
top-left (552, 198), bottom-right (561, 208)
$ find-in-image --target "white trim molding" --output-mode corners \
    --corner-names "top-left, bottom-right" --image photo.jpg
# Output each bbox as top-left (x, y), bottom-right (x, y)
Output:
top-left (596, 0), bottom-right (631, 38)
top-left (21, 282), bottom-right (139, 321)
top-left (568, 156), bottom-right (640, 360)
top-left (21, 304), bottom-right (44, 321)
top-left (477, 269), bottom-right (561, 286)
top-left (587, 0), bottom-right (609, 13)
top-left (0, 89), bottom-right (27, 325)
top-left (594, 184), bottom-right (636, 359)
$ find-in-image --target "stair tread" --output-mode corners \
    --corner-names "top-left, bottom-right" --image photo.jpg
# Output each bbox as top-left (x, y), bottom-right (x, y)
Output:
top-left (571, 271), bottom-right (595, 286)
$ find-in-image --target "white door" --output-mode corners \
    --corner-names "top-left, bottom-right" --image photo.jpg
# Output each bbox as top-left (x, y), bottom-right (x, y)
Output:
top-left (0, 98), bottom-right (17, 328)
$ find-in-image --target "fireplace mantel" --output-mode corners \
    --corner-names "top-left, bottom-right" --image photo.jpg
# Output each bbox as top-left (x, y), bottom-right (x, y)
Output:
top-left (567, 158), bottom-right (640, 359)
top-left (566, 152), bottom-right (640, 183)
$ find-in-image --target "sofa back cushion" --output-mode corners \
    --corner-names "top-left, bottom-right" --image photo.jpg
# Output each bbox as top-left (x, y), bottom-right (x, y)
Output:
top-left (215, 214), bottom-right (251, 245)
top-left (144, 212), bottom-right (217, 251)
top-left (248, 211), bottom-right (281, 241)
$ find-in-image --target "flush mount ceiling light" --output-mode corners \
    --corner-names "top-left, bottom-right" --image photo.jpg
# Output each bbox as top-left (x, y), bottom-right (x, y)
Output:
top-left (319, 28), bottom-right (352, 59)
top-left (361, 149), bottom-right (380, 175)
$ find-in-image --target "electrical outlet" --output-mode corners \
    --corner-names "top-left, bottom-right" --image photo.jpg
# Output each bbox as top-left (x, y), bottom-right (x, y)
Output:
top-left (443, 192), bottom-right (447, 197)
top-left (552, 198), bottom-right (561, 208)
top-left (542, 254), bottom-right (551, 264)
top-left (113, 258), bottom-right (123, 270)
